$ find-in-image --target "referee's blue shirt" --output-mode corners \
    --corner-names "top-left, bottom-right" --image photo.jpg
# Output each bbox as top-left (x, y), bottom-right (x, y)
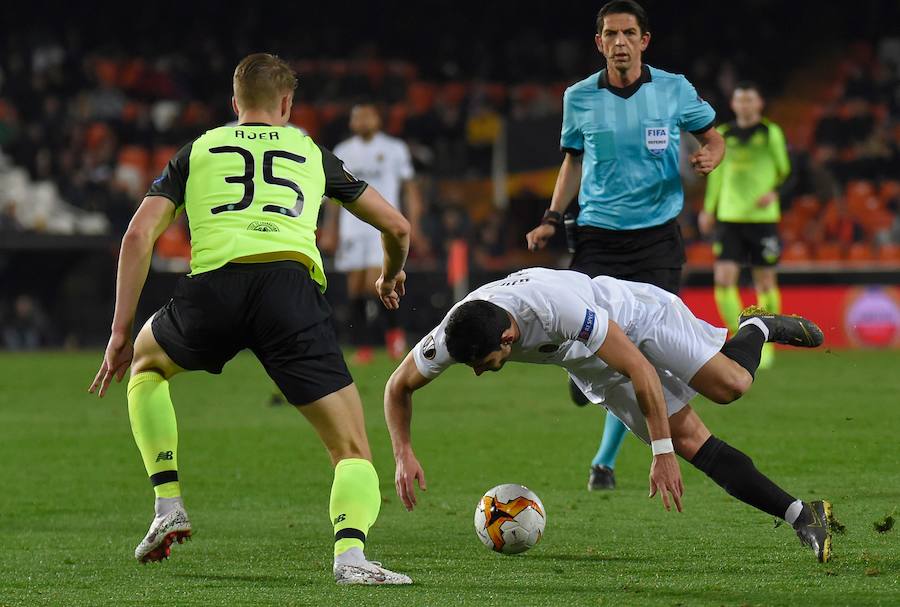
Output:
top-left (561, 65), bottom-right (716, 230)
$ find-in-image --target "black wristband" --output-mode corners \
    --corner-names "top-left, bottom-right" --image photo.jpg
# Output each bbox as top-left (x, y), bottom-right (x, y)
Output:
top-left (541, 210), bottom-right (562, 226)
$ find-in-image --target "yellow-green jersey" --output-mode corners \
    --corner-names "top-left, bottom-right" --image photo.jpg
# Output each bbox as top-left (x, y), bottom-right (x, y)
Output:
top-left (703, 118), bottom-right (790, 224)
top-left (147, 123), bottom-right (368, 290)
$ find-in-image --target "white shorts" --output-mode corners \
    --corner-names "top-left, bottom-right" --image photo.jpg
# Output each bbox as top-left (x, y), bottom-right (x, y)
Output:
top-left (571, 297), bottom-right (727, 445)
top-left (334, 232), bottom-right (382, 272)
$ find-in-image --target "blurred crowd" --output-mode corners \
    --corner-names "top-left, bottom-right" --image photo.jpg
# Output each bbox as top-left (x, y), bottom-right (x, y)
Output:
top-left (0, 10), bottom-right (784, 249)
top-left (764, 39), bottom-right (900, 265)
top-left (1, 7), bottom-right (898, 264)
top-left (3, 2), bottom-right (900, 350)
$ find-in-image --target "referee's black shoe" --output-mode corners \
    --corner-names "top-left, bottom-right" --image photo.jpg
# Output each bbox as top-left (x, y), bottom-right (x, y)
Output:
top-left (588, 465), bottom-right (616, 491)
top-left (738, 306), bottom-right (824, 348)
top-left (793, 500), bottom-right (833, 563)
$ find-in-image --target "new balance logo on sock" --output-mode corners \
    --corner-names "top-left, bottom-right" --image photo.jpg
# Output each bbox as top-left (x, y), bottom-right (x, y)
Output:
top-left (155, 451), bottom-right (174, 462)
top-left (333, 513), bottom-right (346, 525)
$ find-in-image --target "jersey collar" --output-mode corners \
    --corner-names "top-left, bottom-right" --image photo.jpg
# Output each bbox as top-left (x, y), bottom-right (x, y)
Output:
top-left (598, 65), bottom-right (652, 99)
top-left (725, 120), bottom-right (767, 143)
top-left (239, 122), bottom-right (273, 126)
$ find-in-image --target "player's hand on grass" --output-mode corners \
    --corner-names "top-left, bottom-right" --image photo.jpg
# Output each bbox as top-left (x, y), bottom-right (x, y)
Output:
top-left (526, 224), bottom-right (556, 251)
top-left (395, 450), bottom-right (427, 511)
top-left (756, 191), bottom-right (777, 208)
top-left (89, 331), bottom-right (134, 398)
top-left (649, 452), bottom-right (684, 512)
top-left (698, 210), bottom-right (715, 235)
top-left (377, 270), bottom-right (406, 310)
top-left (689, 146), bottom-right (717, 176)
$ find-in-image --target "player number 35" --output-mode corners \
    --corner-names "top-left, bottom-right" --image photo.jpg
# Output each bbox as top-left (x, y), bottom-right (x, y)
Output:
top-left (209, 146), bottom-right (305, 217)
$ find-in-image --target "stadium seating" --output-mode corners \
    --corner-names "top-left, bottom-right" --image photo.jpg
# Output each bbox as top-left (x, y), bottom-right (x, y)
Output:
top-left (0, 31), bottom-right (897, 271)
top-left (685, 242), bottom-right (716, 266)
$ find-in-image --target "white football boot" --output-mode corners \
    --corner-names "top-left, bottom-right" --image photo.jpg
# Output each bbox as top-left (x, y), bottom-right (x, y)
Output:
top-left (134, 500), bottom-right (192, 563)
top-left (333, 547), bottom-right (412, 585)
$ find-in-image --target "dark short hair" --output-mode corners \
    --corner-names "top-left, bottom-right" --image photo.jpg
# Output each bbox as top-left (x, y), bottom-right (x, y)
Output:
top-left (597, 0), bottom-right (649, 35)
top-left (733, 81), bottom-right (763, 96)
top-left (444, 300), bottom-right (511, 364)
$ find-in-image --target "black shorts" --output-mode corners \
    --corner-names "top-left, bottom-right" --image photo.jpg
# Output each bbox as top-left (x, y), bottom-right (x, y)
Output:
top-left (570, 218), bottom-right (684, 295)
top-left (151, 261), bottom-right (353, 405)
top-left (713, 222), bottom-right (781, 267)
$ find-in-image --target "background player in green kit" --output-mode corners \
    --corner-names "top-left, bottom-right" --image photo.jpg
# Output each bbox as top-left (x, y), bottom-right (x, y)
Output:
top-left (699, 82), bottom-right (790, 369)
top-left (88, 54), bottom-right (413, 585)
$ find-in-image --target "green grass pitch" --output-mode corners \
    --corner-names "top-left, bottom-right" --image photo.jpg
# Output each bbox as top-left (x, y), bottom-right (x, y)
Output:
top-left (1, 349), bottom-right (898, 606)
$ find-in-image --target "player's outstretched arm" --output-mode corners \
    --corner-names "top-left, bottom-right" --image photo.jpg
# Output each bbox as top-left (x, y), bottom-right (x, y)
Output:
top-left (525, 152), bottom-right (582, 251)
top-left (595, 320), bottom-right (685, 512)
top-left (89, 196), bottom-right (175, 397)
top-left (343, 186), bottom-right (410, 309)
top-left (384, 352), bottom-right (434, 510)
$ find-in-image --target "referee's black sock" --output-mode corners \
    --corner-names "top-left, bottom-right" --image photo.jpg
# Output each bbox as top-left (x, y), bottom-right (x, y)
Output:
top-left (690, 435), bottom-right (796, 519)
top-left (720, 323), bottom-right (766, 378)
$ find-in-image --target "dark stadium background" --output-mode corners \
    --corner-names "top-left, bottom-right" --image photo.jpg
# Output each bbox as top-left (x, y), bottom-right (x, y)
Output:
top-left (2, 0), bottom-right (900, 349)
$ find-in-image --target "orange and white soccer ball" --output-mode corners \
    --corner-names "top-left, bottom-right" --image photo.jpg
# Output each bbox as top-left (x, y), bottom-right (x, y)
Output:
top-left (474, 483), bottom-right (546, 554)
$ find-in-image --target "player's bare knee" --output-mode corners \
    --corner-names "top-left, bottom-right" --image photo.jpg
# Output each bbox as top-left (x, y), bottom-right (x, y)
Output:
top-left (716, 369), bottom-right (752, 403)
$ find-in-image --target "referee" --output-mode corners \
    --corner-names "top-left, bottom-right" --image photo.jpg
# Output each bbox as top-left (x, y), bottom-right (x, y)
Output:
top-left (526, 0), bottom-right (725, 491)
top-left (699, 82), bottom-right (790, 370)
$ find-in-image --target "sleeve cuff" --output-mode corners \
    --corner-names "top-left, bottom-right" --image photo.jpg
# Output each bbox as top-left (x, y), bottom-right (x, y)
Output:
top-left (339, 183), bottom-right (369, 204)
top-left (561, 147), bottom-right (584, 156)
top-left (689, 118), bottom-right (717, 135)
top-left (144, 191), bottom-right (181, 207)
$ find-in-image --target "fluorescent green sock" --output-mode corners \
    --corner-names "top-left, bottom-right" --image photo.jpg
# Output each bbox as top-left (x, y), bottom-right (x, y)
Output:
top-left (127, 371), bottom-right (180, 499)
top-left (756, 287), bottom-right (782, 369)
top-left (756, 287), bottom-right (782, 315)
top-left (714, 285), bottom-right (743, 335)
top-left (330, 458), bottom-right (380, 557)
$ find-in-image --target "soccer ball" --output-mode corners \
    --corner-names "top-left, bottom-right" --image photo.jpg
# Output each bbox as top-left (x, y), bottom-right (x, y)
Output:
top-left (474, 483), bottom-right (546, 554)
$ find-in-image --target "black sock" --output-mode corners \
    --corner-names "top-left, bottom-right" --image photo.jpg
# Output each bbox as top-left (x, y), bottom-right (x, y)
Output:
top-left (720, 323), bottom-right (766, 378)
top-left (690, 435), bottom-right (795, 519)
top-left (379, 290), bottom-right (400, 330)
top-left (363, 299), bottom-right (382, 346)
top-left (349, 298), bottom-right (368, 346)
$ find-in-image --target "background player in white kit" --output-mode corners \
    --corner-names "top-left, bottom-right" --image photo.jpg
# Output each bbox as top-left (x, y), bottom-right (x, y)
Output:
top-left (321, 103), bottom-right (427, 363)
top-left (383, 267), bottom-right (835, 563)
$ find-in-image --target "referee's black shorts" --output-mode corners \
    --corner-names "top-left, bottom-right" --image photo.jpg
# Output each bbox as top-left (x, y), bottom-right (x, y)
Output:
top-left (151, 261), bottom-right (352, 405)
top-left (570, 218), bottom-right (685, 295)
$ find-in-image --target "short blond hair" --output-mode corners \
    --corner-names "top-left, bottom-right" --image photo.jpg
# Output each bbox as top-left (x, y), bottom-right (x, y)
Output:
top-left (233, 53), bottom-right (298, 110)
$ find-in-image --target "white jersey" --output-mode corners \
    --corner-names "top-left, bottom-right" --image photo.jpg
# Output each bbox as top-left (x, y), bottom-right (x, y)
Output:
top-left (412, 268), bottom-right (727, 444)
top-left (333, 132), bottom-right (414, 239)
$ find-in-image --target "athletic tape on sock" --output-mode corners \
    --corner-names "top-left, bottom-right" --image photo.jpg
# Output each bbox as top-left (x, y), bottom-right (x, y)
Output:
top-left (784, 499), bottom-right (804, 525)
top-left (738, 317), bottom-right (769, 341)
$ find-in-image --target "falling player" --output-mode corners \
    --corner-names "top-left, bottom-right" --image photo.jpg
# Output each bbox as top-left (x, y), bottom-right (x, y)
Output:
top-left (384, 267), bottom-right (834, 562)
top-left (89, 53), bottom-right (412, 584)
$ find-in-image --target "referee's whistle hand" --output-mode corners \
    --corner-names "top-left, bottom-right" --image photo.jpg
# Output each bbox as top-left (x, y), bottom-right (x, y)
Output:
top-left (526, 224), bottom-right (555, 251)
top-left (689, 146), bottom-right (717, 176)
